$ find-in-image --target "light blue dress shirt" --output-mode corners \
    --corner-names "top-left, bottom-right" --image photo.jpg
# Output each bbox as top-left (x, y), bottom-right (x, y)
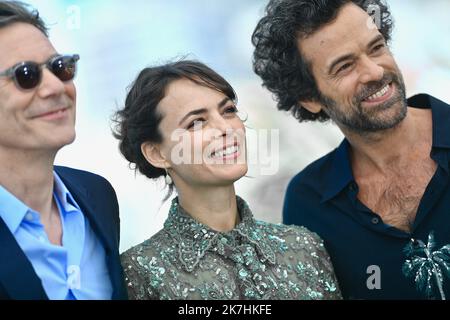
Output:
top-left (0, 172), bottom-right (113, 300)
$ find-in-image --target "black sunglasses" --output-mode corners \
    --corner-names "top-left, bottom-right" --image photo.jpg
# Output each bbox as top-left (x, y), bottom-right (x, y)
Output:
top-left (0, 54), bottom-right (80, 90)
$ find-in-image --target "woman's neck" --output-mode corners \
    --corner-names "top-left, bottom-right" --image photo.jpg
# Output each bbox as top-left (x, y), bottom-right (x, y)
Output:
top-left (177, 184), bottom-right (239, 232)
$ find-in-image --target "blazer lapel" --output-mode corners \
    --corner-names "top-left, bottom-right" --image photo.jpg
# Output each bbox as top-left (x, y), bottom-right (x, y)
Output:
top-left (0, 218), bottom-right (48, 300)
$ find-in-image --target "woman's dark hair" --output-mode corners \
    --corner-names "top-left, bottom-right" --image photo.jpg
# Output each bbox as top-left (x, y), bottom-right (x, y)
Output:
top-left (0, 1), bottom-right (48, 36)
top-left (112, 59), bottom-right (237, 190)
top-left (252, 0), bottom-right (393, 122)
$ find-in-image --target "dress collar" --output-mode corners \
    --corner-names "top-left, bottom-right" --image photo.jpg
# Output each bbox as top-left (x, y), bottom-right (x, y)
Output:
top-left (164, 196), bottom-right (277, 272)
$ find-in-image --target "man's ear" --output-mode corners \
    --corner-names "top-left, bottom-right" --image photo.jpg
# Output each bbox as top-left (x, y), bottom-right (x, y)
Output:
top-left (300, 100), bottom-right (323, 114)
top-left (141, 142), bottom-right (170, 169)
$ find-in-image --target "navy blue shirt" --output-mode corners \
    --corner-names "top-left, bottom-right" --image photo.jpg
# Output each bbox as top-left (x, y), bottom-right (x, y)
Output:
top-left (283, 94), bottom-right (450, 300)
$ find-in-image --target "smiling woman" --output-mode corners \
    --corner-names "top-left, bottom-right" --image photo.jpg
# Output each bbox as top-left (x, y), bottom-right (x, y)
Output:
top-left (113, 59), bottom-right (342, 300)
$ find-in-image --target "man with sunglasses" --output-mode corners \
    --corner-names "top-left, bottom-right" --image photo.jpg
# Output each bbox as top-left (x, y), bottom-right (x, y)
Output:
top-left (0, 1), bottom-right (127, 300)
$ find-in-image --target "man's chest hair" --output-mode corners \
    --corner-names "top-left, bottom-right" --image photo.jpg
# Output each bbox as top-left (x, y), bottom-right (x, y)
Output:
top-left (356, 159), bottom-right (437, 232)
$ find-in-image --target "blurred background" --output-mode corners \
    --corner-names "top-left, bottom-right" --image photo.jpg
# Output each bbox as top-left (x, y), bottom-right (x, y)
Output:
top-left (26, 0), bottom-right (450, 252)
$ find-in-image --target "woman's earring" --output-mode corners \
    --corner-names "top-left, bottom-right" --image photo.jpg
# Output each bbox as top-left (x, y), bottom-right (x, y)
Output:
top-left (165, 169), bottom-right (173, 185)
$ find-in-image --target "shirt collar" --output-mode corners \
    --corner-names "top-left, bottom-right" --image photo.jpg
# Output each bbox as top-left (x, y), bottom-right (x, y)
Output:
top-left (408, 94), bottom-right (450, 149)
top-left (0, 172), bottom-right (80, 234)
top-left (53, 171), bottom-right (80, 213)
top-left (321, 93), bottom-right (450, 203)
top-left (320, 139), bottom-right (354, 203)
top-left (164, 196), bottom-right (276, 272)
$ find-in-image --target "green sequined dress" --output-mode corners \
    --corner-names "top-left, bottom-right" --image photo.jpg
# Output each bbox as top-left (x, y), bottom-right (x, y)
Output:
top-left (121, 196), bottom-right (342, 300)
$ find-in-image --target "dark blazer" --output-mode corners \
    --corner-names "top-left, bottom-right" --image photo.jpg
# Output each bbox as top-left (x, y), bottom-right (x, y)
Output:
top-left (0, 166), bottom-right (128, 300)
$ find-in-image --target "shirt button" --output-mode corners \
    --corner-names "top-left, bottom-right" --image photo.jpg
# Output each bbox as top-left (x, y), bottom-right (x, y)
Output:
top-left (371, 217), bottom-right (380, 224)
top-left (25, 213), bottom-right (34, 221)
top-left (67, 265), bottom-right (81, 290)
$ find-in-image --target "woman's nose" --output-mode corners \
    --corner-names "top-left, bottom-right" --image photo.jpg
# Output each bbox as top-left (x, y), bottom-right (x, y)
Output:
top-left (211, 115), bottom-right (233, 138)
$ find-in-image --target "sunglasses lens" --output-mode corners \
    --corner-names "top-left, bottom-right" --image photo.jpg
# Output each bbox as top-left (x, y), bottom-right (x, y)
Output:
top-left (50, 55), bottom-right (77, 82)
top-left (15, 63), bottom-right (41, 89)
